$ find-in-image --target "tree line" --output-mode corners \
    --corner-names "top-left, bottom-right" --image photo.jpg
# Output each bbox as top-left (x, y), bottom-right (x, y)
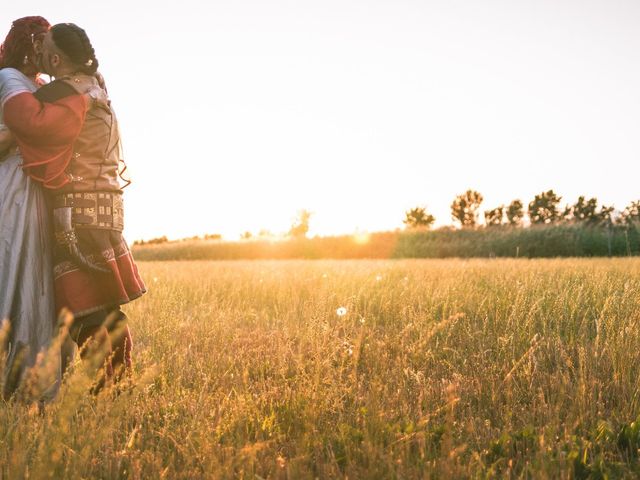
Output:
top-left (404, 190), bottom-right (640, 229)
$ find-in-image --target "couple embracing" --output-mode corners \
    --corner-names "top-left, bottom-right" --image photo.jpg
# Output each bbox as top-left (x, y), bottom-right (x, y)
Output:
top-left (0, 16), bottom-right (146, 398)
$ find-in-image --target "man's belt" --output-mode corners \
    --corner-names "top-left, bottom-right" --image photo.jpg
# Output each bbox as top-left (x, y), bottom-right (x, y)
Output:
top-left (53, 191), bottom-right (124, 232)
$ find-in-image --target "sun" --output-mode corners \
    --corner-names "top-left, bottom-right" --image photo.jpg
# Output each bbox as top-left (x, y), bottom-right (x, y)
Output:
top-left (352, 232), bottom-right (371, 245)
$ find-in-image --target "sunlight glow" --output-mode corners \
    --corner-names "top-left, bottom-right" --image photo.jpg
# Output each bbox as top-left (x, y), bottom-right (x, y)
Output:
top-left (352, 232), bottom-right (371, 245)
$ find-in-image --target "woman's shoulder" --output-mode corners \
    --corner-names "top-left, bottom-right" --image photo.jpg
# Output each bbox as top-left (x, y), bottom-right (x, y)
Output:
top-left (0, 68), bottom-right (37, 104)
top-left (0, 67), bottom-right (28, 81)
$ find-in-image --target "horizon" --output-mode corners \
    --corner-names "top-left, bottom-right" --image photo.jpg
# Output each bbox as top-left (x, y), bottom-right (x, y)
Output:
top-left (138, 191), bottom-right (637, 243)
top-left (2, 0), bottom-right (640, 241)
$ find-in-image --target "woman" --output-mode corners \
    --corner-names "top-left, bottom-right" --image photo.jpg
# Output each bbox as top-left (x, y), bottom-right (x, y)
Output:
top-left (0, 16), bottom-right (59, 400)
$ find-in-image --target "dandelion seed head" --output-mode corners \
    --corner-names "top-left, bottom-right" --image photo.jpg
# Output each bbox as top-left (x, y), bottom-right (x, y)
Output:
top-left (341, 340), bottom-right (354, 355)
top-left (336, 307), bottom-right (347, 316)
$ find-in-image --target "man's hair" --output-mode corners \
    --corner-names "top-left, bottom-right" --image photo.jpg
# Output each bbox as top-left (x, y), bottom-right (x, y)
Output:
top-left (0, 16), bottom-right (50, 74)
top-left (50, 23), bottom-right (99, 75)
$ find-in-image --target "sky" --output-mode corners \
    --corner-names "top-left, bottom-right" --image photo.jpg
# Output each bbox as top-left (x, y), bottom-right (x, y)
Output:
top-left (2, 0), bottom-right (640, 240)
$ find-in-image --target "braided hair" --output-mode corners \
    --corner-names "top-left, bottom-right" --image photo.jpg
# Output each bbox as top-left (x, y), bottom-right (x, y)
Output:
top-left (0, 16), bottom-right (50, 75)
top-left (50, 23), bottom-right (99, 75)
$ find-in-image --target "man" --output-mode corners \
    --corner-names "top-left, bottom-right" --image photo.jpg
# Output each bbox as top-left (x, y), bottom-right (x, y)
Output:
top-left (3, 23), bottom-right (146, 386)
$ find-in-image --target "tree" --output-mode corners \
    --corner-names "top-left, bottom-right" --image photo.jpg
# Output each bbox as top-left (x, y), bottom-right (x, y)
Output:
top-left (289, 209), bottom-right (312, 238)
top-left (528, 190), bottom-right (562, 224)
top-left (621, 201), bottom-right (640, 225)
top-left (565, 196), bottom-right (599, 223)
top-left (597, 205), bottom-right (615, 226)
top-left (484, 206), bottom-right (504, 227)
top-left (403, 206), bottom-right (435, 230)
top-left (506, 200), bottom-right (524, 226)
top-left (451, 190), bottom-right (484, 228)
top-left (561, 204), bottom-right (573, 222)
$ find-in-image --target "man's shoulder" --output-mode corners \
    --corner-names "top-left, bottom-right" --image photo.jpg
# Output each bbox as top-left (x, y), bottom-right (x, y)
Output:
top-left (35, 79), bottom-right (78, 102)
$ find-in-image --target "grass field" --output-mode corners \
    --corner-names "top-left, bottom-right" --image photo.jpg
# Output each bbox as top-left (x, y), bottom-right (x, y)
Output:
top-left (3, 259), bottom-right (640, 478)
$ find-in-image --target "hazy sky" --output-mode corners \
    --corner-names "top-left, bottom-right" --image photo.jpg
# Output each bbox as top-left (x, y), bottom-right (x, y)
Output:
top-left (3, 1), bottom-right (640, 240)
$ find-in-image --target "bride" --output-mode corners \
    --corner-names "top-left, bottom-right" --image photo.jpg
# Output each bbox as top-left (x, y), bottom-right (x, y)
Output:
top-left (0, 16), bottom-right (58, 400)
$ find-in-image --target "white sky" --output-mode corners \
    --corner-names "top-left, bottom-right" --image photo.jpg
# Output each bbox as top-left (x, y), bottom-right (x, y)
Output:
top-left (3, 0), bottom-right (640, 240)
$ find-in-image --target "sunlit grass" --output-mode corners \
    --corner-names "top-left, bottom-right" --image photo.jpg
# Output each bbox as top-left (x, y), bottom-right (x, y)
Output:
top-left (2, 258), bottom-right (640, 478)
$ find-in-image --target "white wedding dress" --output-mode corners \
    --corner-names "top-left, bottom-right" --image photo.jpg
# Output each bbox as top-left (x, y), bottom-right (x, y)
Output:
top-left (0, 67), bottom-right (59, 400)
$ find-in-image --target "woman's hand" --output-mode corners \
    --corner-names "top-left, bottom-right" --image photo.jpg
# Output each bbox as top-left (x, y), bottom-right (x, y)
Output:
top-left (84, 85), bottom-right (110, 111)
top-left (93, 71), bottom-right (108, 94)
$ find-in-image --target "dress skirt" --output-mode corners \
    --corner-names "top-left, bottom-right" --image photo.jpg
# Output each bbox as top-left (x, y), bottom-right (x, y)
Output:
top-left (0, 153), bottom-right (59, 399)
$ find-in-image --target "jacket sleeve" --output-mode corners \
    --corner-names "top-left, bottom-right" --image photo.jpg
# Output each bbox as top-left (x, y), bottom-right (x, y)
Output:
top-left (3, 91), bottom-right (87, 147)
top-left (2, 90), bottom-right (88, 188)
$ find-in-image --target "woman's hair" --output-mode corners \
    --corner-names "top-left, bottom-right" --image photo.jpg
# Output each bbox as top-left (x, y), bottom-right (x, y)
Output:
top-left (50, 23), bottom-right (99, 75)
top-left (0, 16), bottom-right (50, 74)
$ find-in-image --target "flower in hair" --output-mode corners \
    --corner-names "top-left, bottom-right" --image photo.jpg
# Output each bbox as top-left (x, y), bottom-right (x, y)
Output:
top-left (85, 58), bottom-right (93, 67)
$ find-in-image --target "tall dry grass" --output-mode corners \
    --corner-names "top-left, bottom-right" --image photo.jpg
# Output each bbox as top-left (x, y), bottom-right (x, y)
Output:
top-left (2, 259), bottom-right (640, 478)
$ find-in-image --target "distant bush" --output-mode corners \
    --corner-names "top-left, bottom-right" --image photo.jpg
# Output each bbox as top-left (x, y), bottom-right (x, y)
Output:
top-left (394, 224), bottom-right (640, 258)
top-left (133, 232), bottom-right (399, 261)
top-left (132, 225), bottom-right (640, 260)
top-left (133, 236), bottom-right (169, 246)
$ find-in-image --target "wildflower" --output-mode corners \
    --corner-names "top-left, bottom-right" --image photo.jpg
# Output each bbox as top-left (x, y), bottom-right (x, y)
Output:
top-left (375, 274), bottom-right (383, 282)
top-left (336, 307), bottom-right (347, 317)
top-left (359, 317), bottom-right (366, 325)
top-left (342, 340), bottom-right (354, 355)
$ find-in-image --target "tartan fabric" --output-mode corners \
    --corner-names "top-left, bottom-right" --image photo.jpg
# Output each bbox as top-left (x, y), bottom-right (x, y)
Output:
top-left (54, 229), bottom-right (146, 317)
